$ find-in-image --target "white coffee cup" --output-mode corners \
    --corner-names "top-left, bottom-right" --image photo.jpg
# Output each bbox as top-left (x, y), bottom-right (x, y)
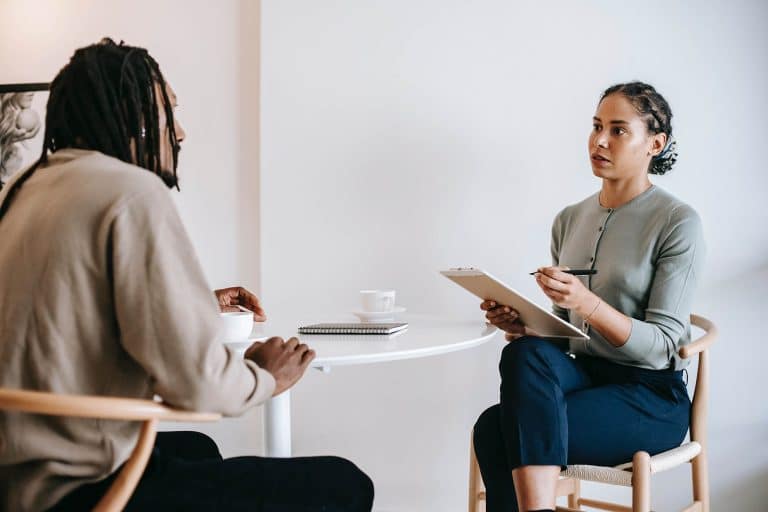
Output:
top-left (360, 290), bottom-right (396, 312)
top-left (220, 311), bottom-right (254, 341)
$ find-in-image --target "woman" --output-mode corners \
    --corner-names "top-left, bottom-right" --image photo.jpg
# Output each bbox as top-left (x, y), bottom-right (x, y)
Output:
top-left (473, 82), bottom-right (704, 512)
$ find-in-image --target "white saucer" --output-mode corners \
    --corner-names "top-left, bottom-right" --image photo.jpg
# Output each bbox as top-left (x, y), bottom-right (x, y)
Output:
top-left (352, 306), bottom-right (406, 322)
top-left (223, 323), bottom-right (269, 348)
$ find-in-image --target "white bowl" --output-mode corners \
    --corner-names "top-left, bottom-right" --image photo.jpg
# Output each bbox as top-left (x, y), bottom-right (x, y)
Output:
top-left (220, 311), bottom-right (254, 341)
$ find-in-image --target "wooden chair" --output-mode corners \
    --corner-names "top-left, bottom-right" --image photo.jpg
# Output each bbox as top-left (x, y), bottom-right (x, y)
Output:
top-left (468, 314), bottom-right (717, 512)
top-left (0, 389), bottom-right (221, 512)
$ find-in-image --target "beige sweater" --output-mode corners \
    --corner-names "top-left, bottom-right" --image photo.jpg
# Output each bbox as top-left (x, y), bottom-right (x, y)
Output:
top-left (0, 149), bottom-right (275, 512)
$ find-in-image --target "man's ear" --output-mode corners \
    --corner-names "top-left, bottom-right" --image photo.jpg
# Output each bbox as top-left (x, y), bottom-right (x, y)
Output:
top-left (650, 132), bottom-right (667, 157)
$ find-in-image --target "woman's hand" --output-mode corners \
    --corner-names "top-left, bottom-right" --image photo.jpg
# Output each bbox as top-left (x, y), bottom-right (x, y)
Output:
top-left (215, 286), bottom-right (267, 321)
top-left (534, 266), bottom-right (596, 314)
top-left (480, 300), bottom-right (525, 339)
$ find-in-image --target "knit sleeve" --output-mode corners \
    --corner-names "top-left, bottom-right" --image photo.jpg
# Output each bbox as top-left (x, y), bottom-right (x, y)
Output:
top-left (550, 211), bottom-right (570, 323)
top-left (108, 184), bottom-right (275, 414)
top-left (614, 205), bottom-right (705, 368)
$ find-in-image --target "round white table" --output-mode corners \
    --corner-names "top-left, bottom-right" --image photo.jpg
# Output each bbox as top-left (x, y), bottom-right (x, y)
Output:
top-left (228, 314), bottom-right (499, 457)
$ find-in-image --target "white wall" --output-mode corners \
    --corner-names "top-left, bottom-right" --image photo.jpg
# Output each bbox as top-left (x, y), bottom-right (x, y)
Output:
top-left (261, 1), bottom-right (768, 510)
top-left (3, 1), bottom-right (766, 510)
top-left (0, 0), bottom-right (264, 455)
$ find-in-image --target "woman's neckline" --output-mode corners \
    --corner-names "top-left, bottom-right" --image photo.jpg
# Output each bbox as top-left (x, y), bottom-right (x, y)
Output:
top-left (597, 184), bottom-right (657, 211)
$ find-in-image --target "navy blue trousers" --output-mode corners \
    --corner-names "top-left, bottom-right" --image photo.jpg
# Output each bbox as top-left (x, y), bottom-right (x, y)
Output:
top-left (473, 337), bottom-right (690, 512)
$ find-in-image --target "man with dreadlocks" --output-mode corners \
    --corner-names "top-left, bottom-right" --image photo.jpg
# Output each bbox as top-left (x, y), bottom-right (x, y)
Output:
top-left (0, 39), bottom-right (374, 511)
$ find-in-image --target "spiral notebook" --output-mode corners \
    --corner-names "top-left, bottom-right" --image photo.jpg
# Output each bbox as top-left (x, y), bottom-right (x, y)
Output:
top-left (298, 322), bottom-right (408, 335)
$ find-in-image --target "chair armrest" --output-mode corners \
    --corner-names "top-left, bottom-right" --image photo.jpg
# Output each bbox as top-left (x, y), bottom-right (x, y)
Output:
top-left (649, 442), bottom-right (702, 473)
top-left (679, 314), bottom-right (718, 359)
top-left (0, 389), bottom-right (220, 422)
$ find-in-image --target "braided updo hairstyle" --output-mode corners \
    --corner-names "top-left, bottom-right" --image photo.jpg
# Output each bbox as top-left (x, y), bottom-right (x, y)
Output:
top-left (600, 82), bottom-right (677, 175)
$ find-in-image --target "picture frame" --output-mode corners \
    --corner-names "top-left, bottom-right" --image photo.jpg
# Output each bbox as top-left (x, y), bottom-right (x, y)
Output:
top-left (0, 83), bottom-right (50, 188)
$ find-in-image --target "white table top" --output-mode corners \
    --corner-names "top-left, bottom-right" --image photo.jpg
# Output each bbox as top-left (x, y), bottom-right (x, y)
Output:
top-left (226, 314), bottom-right (499, 369)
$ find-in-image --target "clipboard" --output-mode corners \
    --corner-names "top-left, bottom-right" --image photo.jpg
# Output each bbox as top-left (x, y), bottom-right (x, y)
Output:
top-left (440, 267), bottom-right (589, 340)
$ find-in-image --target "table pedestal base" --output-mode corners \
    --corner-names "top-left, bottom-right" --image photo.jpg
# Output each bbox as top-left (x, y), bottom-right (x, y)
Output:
top-left (264, 390), bottom-right (291, 457)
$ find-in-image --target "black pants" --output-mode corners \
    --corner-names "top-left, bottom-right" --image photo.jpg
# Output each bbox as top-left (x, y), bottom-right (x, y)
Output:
top-left (473, 337), bottom-right (690, 512)
top-left (49, 431), bottom-right (374, 511)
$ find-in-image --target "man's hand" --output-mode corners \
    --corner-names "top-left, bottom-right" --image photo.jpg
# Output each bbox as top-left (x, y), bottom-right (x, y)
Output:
top-left (215, 286), bottom-right (266, 321)
top-left (480, 300), bottom-right (526, 340)
top-left (244, 337), bottom-right (315, 396)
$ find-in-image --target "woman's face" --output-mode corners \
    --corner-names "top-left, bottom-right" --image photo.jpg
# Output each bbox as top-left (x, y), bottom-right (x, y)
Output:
top-left (588, 93), bottom-right (665, 181)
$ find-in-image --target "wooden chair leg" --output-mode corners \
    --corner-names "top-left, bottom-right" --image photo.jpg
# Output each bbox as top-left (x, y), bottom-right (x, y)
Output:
top-left (93, 419), bottom-right (158, 512)
top-left (691, 451), bottom-right (709, 512)
top-left (468, 430), bottom-right (485, 512)
top-left (632, 451), bottom-right (651, 512)
top-left (568, 478), bottom-right (580, 509)
top-left (555, 477), bottom-right (581, 511)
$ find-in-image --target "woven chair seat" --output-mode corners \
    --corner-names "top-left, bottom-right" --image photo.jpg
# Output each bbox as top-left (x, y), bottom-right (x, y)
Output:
top-left (560, 442), bottom-right (702, 487)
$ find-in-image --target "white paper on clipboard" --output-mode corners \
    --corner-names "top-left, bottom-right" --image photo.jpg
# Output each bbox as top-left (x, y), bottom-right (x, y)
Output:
top-left (441, 267), bottom-right (589, 340)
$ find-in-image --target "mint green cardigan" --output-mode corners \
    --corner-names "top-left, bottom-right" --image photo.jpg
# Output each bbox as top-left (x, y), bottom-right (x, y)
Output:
top-left (551, 185), bottom-right (705, 370)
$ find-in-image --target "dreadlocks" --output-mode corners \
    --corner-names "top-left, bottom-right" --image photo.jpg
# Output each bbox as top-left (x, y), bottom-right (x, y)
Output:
top-left (0, 38), bottom-right (180, 220)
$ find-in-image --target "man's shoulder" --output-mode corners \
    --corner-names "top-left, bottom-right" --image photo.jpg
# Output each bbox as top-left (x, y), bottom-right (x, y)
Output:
top-left (45, 150), bottom-right (173, 218)
top-left (64, 150), bottom-right (169, 195)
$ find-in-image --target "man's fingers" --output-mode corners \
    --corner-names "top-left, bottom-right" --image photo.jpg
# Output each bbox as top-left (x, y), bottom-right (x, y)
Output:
top-left (285, 337), bottom-right (299, 351)
top-left (220, 305), bottom-right (241, 313)
top-left (217, 287), bottom-right (268, 318)
top-left (217, 287), bottom-right (239, 301)
top-left (300, 348), bottom-right (316, 367)
top-left (291, 343), bottom-right (309, 361)
top-left (238, 288), bottom-right (267, 318)
top-left (244, 341), bottom-right (263, 359)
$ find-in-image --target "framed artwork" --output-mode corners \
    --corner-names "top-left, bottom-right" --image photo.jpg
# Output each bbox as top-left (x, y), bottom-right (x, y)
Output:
top-left (0, 83), bottom-right (50, 187)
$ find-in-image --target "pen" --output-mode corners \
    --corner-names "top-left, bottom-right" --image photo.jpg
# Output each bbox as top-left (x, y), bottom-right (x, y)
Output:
top-left (529, 269), bottom-right (598, 276)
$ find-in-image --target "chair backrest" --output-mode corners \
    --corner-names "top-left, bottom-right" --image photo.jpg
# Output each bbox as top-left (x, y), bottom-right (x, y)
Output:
top-left (683, 314), bottom-right (718, 445)
top-left (0, 389), bottom-right (220, 512)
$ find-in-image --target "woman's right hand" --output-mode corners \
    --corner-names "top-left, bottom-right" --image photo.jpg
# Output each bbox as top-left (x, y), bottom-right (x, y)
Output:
top-left (480, 300), bottom-right (526, 340)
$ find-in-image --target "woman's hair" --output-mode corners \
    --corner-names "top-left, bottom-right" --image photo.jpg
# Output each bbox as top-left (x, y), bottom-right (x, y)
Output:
top-left (600, 81), bottom-right (677, 175)
top-left (0, 38), bottom-right (179, 219)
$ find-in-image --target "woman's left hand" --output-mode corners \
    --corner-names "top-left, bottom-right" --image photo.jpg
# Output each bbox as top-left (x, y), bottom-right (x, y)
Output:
top-left (534, 266), bottom-right (594, 311)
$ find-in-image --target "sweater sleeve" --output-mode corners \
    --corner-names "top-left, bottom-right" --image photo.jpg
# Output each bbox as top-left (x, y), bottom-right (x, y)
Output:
top-left (108, 184), bottom-right (275, 415)
top-left (550, 211), bottom-right (570, 323)
top-left (614, 206), bottom-right (705, 369)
